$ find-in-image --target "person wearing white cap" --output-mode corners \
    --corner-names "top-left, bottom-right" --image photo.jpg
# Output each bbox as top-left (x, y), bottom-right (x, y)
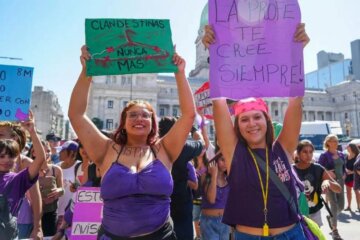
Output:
top-left (55, 140), bottom-right (81, 229)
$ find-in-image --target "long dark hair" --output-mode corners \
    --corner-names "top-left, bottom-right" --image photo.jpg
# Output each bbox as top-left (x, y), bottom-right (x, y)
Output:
top-left (296, 139), bottom-right (315, 154)
top-left (347, 143), bottom-right (360, 158)
top-left (234, 111), bottom-right (274, 148)
top-left (0, 139), bottom-right (20, 158)
top-left (203, 152), bottom-right (227, 193)
top-left (113, 100), bottom-right (158, 146)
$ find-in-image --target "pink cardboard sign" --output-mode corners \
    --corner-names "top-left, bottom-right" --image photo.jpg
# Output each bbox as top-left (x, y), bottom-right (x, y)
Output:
top-left (71, 187), bottom-right (102, 240)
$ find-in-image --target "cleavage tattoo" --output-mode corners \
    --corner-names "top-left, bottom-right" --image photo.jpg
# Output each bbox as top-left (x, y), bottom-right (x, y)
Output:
top-left (113, 143), bottom-right (161, 158)
top-left (123, 146), bottom-right (151, 158)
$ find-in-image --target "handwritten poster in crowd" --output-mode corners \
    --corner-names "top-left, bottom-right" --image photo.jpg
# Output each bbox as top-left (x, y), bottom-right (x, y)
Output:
top-left (71, 187), bottom-right (103, 240)
top-left (194, 81), bottom-right (213, 119)
top-left (194, 81), bottom-right (235, 119)
top-left (0, 64), bottom-right (33, 121)
top-left (209, 0), bottom-right (304, 99)
top-left (85, 18), bottom-right (177, 76)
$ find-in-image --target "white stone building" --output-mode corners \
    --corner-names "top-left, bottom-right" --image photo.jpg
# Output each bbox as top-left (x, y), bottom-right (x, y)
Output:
top-left (31, 86), bottom-right (64, 139)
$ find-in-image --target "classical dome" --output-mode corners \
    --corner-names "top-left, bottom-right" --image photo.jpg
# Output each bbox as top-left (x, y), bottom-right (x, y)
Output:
top-left (199, 2), bottom-right (208, 30)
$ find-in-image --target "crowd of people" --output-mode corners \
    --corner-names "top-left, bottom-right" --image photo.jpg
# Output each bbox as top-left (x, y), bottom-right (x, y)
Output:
top-left (1, 20), bottom-right (360, 240)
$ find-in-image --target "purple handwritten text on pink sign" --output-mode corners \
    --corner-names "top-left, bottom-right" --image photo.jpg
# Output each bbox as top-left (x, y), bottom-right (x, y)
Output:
top-left (209, 0), bottom-right (304, 99)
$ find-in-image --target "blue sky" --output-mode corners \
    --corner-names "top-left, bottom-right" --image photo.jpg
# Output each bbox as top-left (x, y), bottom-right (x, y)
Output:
top-left (1, 0), bottom-right (360, 118)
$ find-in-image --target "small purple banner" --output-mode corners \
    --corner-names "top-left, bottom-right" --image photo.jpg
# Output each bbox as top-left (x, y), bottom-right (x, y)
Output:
top-left (71, 187), bottom-right (102, 240)
top-left (209, 0), bottom-right (304, 99)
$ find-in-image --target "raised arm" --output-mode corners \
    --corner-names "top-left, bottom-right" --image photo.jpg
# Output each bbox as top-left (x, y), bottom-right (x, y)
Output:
top-left (212, 99), bottom-right (237, 173)
top-left (202, 25), bottom-right (237, 171)
top-left (278, 23), bottom-right (310, 155)
top-left (68, 46), bottom-right (110, 166)
top-left (277, 97), bottom-right (303, 155)
top-left (161, 53), bottom-right (196, 162)
top-left (21, 111), bottom-right (46, 180)
top-left (204, 161), bottom-right (218, 204)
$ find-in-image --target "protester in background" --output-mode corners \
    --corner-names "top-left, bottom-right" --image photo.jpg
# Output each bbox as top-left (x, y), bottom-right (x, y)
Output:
top-left (158, 117), bottom-right (204, 240)
top-left (200, 153), bottom-right (230, 240)
top-left (46, 133), bottom-right (61, 164)
top-left (192, 147), bottom-right (208, 240)
top-left (52, 144), bottom-right (102, 240)
top-left (192, 114), bottom-right (215, 240)
top-left (344, 143), bottom-right (359, 211)
top-left (203, 23), bottom-right (310, 239)
top-left (353, 153), bottom-right (360, 212)
top-left (0, 112), bottom-right (46, 240)
top-left (187, 161), bottom-right (198, 192)
top-left (318, 134), bottom-right (345, 240)
top-left (56, 140), bottom-right (80, 230)
top-left (27, 141), bottom-right (64, 237)
top-left (68, 45), bottom-right (196, 239)
top-left (0, 121), bottom-right (44, 239)
top-left (73, 141), bottom-right (93, 186)
top-left (294, 140), bottom-right (341, 227)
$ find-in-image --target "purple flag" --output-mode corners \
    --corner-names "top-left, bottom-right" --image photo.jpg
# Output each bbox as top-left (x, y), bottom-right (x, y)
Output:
top-left (209, 0), bottom-right (304, 99)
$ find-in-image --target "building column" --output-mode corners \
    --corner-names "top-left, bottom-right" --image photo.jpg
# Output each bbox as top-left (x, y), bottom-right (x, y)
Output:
top-left (169, 105), bottom-right (173, 117)
top-left (267, 101), bottom-right (272, 118)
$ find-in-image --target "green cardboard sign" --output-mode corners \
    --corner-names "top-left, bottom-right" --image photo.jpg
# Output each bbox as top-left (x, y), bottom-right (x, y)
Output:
top-left (85, 19), bottom-right (177, 76)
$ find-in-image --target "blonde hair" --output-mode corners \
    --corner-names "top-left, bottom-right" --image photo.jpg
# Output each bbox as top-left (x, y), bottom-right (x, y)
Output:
top-left (323, 134), bottom-right (338, 150)
top-left (0, 122), bottom-right (17, 137)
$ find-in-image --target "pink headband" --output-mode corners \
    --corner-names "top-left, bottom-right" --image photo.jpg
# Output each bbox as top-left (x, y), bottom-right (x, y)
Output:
top-left (234, 98), bottom-right (268, 115)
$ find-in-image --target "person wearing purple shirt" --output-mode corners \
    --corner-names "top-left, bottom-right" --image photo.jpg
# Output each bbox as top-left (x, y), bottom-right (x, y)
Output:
top-left (187, 161), bottom-right (198, 187)
top-left (353, 155), bottom-right (360, 212)
top-left (0, 112), bottom-right (46, 240)
top-left (69, 46), bottom-right (196, 239)
top-left (344, 143), bottom-right (358, 211)
top-left (200, 153), bottom-right (230, 240)
top-left (203, 22), bottom-right (309, 239)
top-left (317, 134), bottom-right (345, 240)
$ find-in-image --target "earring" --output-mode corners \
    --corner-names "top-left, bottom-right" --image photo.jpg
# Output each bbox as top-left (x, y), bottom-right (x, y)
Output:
top-left (121, 129), bottom-right (127, 135)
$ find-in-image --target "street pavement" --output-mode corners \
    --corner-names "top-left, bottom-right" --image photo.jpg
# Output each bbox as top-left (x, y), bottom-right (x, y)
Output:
top-left (319, 190), bottom-right (360, 240)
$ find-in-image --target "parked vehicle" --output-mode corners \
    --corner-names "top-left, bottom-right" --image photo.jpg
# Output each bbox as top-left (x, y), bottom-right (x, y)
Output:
top-left (299, 121), bottom-right (344, 161)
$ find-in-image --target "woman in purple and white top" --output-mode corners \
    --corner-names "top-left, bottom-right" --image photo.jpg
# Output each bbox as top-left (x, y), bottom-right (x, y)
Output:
top-left (69, 46), bottom-right (196, 239)
top-left (317, 134), bottom-right (345, 239)
top-left (200, 153), bottom-right (230, 240)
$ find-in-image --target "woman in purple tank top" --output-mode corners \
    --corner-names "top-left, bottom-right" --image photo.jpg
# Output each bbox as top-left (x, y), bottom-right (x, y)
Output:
top-left (202, 24), bottom-right (310, 239)
top-left (200, 152), bottom-right (230, 240)
top-left (69, 46), bottom-right (197, 239)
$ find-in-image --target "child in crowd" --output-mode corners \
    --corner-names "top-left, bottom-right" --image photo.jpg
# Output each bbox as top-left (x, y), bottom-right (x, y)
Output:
top-left (200, 153), bottom-right (230, 240)
top-left (0, 112), bottom-right (46, 239)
